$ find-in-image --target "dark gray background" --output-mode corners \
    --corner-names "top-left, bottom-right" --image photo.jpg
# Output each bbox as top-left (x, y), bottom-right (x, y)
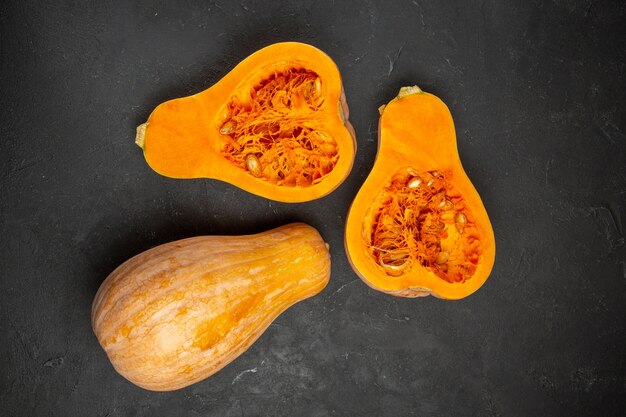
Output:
top-left (1, 1), bottom-right (624, 416)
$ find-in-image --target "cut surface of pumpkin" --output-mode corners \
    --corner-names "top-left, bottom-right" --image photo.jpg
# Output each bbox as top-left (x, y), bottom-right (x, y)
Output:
top-left (345, 86), bottom-right (495, 299)
top-left (136, 42), bottom-right (356, 202)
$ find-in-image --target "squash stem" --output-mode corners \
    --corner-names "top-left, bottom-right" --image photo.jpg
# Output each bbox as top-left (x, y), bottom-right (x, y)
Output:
top-left (135, 123), bottom-right (147, 149)
top-left (397, 85), bottom-right (423, 99)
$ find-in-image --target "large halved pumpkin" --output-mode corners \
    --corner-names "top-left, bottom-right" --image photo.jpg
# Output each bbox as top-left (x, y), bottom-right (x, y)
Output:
top-left (136, 42), bottom-right (356, 202)
top-left (345, 86), bottom-right (495, 299)
top-left (91, 223), bottom-right (330, 391)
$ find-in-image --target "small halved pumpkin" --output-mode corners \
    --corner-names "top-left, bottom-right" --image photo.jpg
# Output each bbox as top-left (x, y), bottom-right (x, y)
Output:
top-left (136, 42), bottom-right (356, 202)
top-left (345, 86), bottom-right (495, 299)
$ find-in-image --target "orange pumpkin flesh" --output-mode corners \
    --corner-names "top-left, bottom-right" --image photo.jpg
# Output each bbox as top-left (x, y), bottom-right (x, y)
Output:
top-left (91, 223), bottom-right (330, 391)
top-left (345, 86), bottom-right (495, 299)
top-left (136, 42), bottom-right (356, 202)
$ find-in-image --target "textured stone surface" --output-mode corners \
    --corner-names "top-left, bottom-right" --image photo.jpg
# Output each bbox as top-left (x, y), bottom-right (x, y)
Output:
top-left (1, 1), bottom-right (624, 416)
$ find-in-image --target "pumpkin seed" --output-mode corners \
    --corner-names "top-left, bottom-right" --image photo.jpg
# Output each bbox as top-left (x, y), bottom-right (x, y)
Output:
top-left (407, 177), bottom-right (422, 189)
top-left (435, 251), bottom-right (449, 264)
top-left (220, 120), bottom-right (235, 135)
top-left (440, 212), bottom-right (455, 222)
top-left (379, 258), bottom-right (408, 276)
top-left (246, 155), bottom-right (262, 177)
top-left (455, 212), bottom-right (467, 233)
top-left (439, 198), bottom-right (454, 211)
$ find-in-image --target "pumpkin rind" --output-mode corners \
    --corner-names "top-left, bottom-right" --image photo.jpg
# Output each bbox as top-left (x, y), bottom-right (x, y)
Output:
top-left (136, 42), bottom-right (356, 202)
top-left (91, 223), bottom-right (330, 391)
top-left (345, 86), bottom-right (495, 300)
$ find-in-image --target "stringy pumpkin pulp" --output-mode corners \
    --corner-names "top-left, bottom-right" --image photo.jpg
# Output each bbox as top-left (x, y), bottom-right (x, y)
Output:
top-left (366, 168), bottom-right (483, 283)
top-left (220, 69), bottom-right (339, 187)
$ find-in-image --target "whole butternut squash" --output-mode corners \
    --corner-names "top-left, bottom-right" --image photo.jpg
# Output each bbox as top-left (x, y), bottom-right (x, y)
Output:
top-left (91, 223), bottom-right (330, 391)
top-left (345, 86), bottom-right (495, 299)
top-left (136, 42), bottom-right (356, 202)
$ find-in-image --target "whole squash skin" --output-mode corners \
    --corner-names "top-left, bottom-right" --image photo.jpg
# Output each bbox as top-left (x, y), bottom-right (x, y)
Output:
top-left (91, 223), bottom-right (330, 391)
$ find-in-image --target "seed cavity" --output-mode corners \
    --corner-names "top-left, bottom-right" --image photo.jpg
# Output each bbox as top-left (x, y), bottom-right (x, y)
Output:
top-left (220, 69), bottom-right (338, 186)
top-left (366, 167), bottom-right (482, 283)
